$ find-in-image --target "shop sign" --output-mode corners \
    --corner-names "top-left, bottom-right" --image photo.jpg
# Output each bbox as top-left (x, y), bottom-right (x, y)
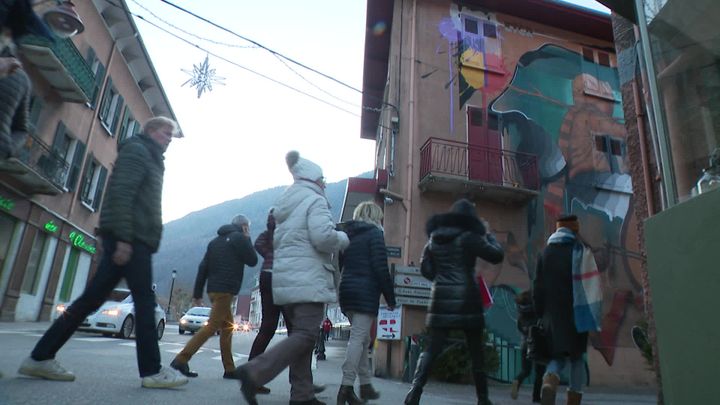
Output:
top-left (69, 231), bottom-right (96, 254)
top-left (0, 195), bottom-right (14, 212)
top-left (44, 220), bottom-right (59, 233)
top-left (377, 306), bottom-right (402, 340)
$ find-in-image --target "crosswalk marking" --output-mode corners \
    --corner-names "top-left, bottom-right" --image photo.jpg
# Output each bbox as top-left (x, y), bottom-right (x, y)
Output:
top-left (74, 337), bottom-right (119, 342)
top-left (211, 354), bottom-right (246, 361)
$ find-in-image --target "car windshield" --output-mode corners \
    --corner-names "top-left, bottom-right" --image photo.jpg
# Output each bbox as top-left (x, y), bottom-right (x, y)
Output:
top-left (187, 307), bottom-right (211, 317)
top-left (108, 289), bottom-right (132, 303)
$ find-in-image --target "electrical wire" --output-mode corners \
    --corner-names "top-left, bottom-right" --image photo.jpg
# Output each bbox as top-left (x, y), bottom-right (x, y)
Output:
top-left (128, 0), bottom-right (258, 49)
top-left (158, 0), bottom-right (363, 93)
top-left (132, 12), bottom-right (361, 117)
top-left (111, 0), bottom-right (397, 117)
top-left (155, 0), bottom-right (399, 114)
top-left (272, 53), bottom-right (362, 109)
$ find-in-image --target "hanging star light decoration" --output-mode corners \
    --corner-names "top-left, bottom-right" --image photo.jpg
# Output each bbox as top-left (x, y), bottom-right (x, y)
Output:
top-left (181, 55), bottom-right (225, 98)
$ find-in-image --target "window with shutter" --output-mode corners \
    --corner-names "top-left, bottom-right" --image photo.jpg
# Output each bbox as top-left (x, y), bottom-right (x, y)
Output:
top-left (87, 48), bottom-right (105, 108)
top-left (79, 157), bottom-right (107, 211)
top-left (66, 141), bottom-right (85, 192)
top-left (99, 79), bottom-right (124, 136)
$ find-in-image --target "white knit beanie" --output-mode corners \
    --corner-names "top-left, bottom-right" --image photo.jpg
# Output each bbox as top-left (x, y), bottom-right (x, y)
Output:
top-left (285, 150), bottom-right (323, 181)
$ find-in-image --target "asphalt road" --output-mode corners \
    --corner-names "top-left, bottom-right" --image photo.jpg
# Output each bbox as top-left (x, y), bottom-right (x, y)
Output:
top-left (0, 322), bottom-right (658, 405)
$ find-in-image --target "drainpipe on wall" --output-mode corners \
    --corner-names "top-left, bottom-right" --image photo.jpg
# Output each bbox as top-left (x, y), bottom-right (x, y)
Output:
top-left (631, 53), bottom-right (656, 215)
top-left (403, 0), bottom-right (418, 264)
top-left (634, 0), bottom-right (676, 207)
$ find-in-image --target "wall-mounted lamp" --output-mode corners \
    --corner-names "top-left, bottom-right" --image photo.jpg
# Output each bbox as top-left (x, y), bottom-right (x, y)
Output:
top-left (35, 0), bottom-right (85, 38)
top-left (380, 188), bottom-right (407, 211)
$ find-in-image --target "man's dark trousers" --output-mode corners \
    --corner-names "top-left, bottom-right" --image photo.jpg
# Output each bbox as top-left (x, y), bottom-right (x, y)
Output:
top-left (31, 236), bottom-right (162, 377)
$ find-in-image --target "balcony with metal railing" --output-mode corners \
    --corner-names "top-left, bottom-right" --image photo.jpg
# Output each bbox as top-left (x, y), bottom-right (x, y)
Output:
top-left (18, 35), bottom-right (96, 103)
top-left (419, 137), bottom-right (540, 204)
top-left (0, 134), bottom-right (68, 195)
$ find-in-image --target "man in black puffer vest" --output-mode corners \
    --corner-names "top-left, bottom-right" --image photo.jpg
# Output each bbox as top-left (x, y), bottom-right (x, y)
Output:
top-left (171, 214), bottom-right (258, 379)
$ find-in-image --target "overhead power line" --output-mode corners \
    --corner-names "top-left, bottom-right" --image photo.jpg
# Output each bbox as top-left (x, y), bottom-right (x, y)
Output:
top-left (111, 0), bottom-right (397, 116)
top-left (133, 13), bottom-right (362, 117)
top-left (158, 0), bottom-right (363, 94)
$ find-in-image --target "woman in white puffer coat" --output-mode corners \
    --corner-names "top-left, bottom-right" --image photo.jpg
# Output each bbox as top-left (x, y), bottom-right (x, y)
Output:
top-left (236, 151), bottom-right (349, 405)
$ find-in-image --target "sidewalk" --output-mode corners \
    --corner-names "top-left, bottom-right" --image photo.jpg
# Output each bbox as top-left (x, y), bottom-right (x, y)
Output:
top-left (306, 340), bottom-right (658, 405)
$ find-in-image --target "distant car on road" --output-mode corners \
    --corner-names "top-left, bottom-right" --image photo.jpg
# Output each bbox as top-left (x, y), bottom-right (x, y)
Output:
top-left (179, 306), bottom-right (211, 334)
top-left (56, 288), bottom-right (166, 340)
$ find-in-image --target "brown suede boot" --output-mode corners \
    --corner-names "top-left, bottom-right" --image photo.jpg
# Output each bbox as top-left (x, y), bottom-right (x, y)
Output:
top-left (359, 384), bottom-right (380, 401)
top-left (540, 373), bottom-right (560, 405)
top-left (566, 390), bottom-right (582, 405)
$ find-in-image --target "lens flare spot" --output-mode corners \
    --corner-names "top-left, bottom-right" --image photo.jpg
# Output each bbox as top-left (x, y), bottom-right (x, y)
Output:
top-left (372, 21), bottom-right (387, 36)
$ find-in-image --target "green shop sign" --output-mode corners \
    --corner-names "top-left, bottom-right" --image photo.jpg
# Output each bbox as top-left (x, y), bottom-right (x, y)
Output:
top-left (69, 231), bottom-right (96, 254)
top-left (44, 220), bottom-right (59, 233)
top-left (0, 195), bottom-right (14, 212)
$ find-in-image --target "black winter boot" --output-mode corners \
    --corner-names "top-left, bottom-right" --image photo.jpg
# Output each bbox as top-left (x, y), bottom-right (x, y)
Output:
top-left (336, 385), bottom-right (364, 405)
top-left (404, 352), bottom-right (432, 405)
top-left (473, 372), bottom-right (493, 405)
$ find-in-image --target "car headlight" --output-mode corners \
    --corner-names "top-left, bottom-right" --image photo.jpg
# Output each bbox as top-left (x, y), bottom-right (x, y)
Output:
top-left (203, 321), bottom-right (209, 326)
top-left (180, 319), bottom-right (187, 324)
top-left (101, 309), bottom-right (119, 316)
top-left (241, 324), bottom-right (250, 332)
top-left (56, 304), bottom-right (66, 313)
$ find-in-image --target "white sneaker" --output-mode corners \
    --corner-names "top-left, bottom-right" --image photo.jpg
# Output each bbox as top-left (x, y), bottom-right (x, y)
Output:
top-left (18, 357), bottom-right (75, 381)
top-left (141, 366), bottom-right (189, 389)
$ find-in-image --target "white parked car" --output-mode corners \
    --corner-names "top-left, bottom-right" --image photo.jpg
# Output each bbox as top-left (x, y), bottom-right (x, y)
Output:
top-left (57, 288), bottom-right (166, 340)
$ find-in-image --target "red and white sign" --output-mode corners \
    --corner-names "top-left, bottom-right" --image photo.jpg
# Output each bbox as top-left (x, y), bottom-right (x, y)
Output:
top-left (377, 306), bottom-right (401, 340)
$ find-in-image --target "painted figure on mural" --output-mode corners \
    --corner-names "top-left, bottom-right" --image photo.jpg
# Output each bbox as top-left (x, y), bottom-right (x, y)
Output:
top-left (488, 45), bottom-right (644, 365)
top-left (437, 2), bottom-right (645, 368)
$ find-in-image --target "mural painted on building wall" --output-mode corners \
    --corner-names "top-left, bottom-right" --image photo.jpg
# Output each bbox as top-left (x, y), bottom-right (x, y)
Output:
top-left (438, 8), bottom-right (645, 366)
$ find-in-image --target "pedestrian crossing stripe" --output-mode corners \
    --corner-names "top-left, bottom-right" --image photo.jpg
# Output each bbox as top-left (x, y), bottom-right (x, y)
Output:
top-left (73, 337), bottom-right (118, 342)
top-left (211, 354), bottom-right (246, 361)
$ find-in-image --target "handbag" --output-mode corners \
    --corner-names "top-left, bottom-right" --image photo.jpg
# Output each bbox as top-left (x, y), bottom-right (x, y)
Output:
top-left (526, 322), bottom-right (550, 363)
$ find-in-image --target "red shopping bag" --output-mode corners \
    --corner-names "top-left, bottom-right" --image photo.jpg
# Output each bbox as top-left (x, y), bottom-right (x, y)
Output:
top-left (476, 273), bottom-right (493, 310)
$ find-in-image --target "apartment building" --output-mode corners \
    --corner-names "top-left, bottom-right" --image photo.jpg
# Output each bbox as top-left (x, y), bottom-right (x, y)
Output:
top-left (349, 0), bottom-right (654, 387)
top-left (0, 0), bottom-right (177, 322)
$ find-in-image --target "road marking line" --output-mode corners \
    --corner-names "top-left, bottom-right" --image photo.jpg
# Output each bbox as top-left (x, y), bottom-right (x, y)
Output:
top-left (73, 337), bottom-right (119, 342)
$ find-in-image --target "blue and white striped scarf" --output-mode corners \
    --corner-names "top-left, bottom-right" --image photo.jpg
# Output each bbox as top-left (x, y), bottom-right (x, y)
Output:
top-left (547, 227), bottom-right (603, 333)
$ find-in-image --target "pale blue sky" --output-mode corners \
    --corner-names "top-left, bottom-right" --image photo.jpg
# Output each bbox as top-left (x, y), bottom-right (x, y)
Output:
top-left (127, 0), bottom-right (609, 222)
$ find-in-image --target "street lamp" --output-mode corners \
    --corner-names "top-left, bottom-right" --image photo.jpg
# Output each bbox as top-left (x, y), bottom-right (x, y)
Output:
top-left (33, 0), bottom-right (86, 38)
top-left (167, 269), bottom-right (177, 317)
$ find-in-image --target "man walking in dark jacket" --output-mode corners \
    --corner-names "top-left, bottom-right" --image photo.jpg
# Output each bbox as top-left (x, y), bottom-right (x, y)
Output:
top-left (171, 214), bottom-right (258, 379)
top-left (19, 117), bottom-right (188, 388)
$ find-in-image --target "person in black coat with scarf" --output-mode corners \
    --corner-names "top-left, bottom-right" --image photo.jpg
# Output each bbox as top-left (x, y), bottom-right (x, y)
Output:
top-left (337, 201), bottom-right (396, 405)
top-left (405, 199), bottom-right (504, 405)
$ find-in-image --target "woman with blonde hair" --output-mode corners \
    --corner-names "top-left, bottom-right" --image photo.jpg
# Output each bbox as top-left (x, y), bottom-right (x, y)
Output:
top-left (336, 201), bottom-right (396, 404)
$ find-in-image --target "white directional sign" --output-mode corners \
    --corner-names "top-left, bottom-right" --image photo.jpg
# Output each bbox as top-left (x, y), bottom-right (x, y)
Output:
top-left (395, 265), bottom-right (422, 275)
top-left (395, 287), bottom-right (431, 298)
top-left (377, 306), bottom-right (402, 340)
top-left (396, 296), bottom-right (430, 307)
top-left (394, 274), bottom-right (432, 289)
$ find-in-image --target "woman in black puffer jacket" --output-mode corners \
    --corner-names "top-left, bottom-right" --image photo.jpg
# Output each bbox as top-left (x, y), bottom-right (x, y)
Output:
top-left (336, 201), bottom-right (396, 405)
top-left (405, 199), bottom-right (504, 405)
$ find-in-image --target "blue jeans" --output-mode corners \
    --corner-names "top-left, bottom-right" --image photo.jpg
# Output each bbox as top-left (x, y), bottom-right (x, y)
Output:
top-left (31, 236), bottom-right (161, 377)
top-left (545, 356), bottom-right (586, 392)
